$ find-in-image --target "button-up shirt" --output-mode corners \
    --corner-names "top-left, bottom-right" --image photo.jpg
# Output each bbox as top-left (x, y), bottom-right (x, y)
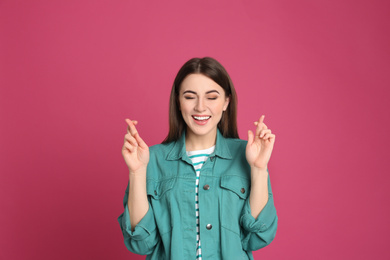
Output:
top-left (118, 130), bottom-right (278, 259)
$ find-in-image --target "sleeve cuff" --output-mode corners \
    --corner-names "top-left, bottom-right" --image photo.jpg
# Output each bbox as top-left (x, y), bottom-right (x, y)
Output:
top-left (240, 193), bottom-right (277, 233)
top-left (119, 203), bottom-right (157, 241)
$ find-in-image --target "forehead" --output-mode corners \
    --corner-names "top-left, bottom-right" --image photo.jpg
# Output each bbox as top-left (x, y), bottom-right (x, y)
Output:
top-left (180, 74), bottom-right (224, 93)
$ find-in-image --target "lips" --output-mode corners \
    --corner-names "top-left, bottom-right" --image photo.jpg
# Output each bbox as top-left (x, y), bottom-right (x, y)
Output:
top-left (192, 115), bottom-right (211, 120)
top-left (192, 115), bottom-right (211, 125)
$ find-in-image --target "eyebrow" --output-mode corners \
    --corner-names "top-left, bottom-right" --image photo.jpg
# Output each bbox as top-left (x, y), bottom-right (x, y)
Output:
top-left (183, 90), bottom-right (220, 95)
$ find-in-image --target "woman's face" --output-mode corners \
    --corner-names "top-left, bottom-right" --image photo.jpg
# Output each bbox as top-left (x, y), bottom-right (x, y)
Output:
top-left (179, 73), bottom-right (230, 141)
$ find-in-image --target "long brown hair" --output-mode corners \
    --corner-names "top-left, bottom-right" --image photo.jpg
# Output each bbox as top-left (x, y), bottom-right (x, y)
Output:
top-left (162, 57), bottom-right (239, 144)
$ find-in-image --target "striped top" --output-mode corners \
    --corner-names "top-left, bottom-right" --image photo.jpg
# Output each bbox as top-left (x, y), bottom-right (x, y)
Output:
top-left (186, 146), bottom-right (215, 260)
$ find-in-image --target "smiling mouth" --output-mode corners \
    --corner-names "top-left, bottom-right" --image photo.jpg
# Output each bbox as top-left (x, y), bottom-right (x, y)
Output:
top-left (192, 116), bottom-right (211, 121)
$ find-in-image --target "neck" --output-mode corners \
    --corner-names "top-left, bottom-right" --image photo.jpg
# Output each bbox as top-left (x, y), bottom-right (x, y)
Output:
top-left (185, 128), bottom-right (217, 151)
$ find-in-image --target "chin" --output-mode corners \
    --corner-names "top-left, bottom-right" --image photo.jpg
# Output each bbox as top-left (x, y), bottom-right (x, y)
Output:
top-left (188, 125), bottom-right (216, 137)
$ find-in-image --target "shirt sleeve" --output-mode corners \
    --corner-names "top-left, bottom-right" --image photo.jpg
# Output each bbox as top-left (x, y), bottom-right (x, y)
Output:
top-left (117, 184), bottom-right (160, 255)
top-left (239, 171), bottom-right (278, 251)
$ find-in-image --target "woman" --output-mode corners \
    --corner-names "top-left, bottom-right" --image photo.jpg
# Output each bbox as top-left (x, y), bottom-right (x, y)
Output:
top-left (118, 57), bottom-right (277, 259)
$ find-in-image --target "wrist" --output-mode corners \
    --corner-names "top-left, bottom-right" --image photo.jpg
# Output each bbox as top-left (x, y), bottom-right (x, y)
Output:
top-left (250, 167), bottom-right (268, 183)
top-left (250, 165), bottom-right (268, 173)
top-left (129, 166), bottom-right (147, 176)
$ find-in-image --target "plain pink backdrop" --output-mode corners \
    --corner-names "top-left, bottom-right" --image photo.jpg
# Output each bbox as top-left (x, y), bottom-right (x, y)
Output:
top-left (1, 0), bottom-right (389, 259)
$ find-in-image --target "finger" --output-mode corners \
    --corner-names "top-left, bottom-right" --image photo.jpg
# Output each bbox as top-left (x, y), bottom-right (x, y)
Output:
top-left (254, 114), bottom-right (265, 124)
top-left (125, 118), bottom-right (138, 127)
top-left (125, 119), bottom-right (139, 136)
top-left (254, 121), bottom-right (268, 129)
top-left (125, 119), bottom-right (131, 134)
top-left (247, 130), bottom-right (254, 145)
top-left (262, 133), bottom-right (271, 140)
top-left (125, 134), bottom-right (138, 147)
top-left (259, 129), bottom-right (271, 138)
top-left (125, 119), bottom-right (138, 134)
top-left (255, 116), bottom-right (266, 137)
top-left (262, 133), bottom-right (275, 141)
top-left (259, 115), bottom-right (265, 125)
top-left (123, 142), bottom-right (136, 153)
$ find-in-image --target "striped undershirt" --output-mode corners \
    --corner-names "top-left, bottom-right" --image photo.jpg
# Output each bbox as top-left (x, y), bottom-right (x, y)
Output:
top-left (186, 145), bottom-right (215, 260)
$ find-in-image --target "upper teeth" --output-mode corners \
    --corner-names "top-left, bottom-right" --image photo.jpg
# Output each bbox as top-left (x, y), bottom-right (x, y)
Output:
top-left (194, 116), bottom-right (211, 120)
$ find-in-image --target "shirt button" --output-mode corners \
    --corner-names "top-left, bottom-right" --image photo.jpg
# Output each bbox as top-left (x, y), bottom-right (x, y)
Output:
top-left (154, 190), bottom-right (157, 196)
top-left (210, 156), bottom-right (215, 161)
top-left (206, 224), bottom-right (212, 230)
top-left (240, 188), bottom-right (246, 194)
top-left (203, 184), bottom-right (210, 190)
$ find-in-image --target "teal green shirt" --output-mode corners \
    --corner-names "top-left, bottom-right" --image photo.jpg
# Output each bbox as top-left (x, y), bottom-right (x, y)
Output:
top-left (118, 130), bottom-right (278, 259)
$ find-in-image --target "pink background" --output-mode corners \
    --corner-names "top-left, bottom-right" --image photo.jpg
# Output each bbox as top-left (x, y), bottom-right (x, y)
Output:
top-left (1, 0), bottom-right (389, 259)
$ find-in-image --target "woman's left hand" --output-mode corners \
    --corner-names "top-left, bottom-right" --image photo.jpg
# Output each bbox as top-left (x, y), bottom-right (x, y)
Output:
top-left (246, 115), bottom-right (276, 171)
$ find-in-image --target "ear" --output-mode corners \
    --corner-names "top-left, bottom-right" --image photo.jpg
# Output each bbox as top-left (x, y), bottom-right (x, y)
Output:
top-left (223, 95), bottom-right (230, 111)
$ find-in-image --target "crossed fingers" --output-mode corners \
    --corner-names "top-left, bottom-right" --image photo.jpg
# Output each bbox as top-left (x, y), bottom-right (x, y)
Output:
top-left (126, 119), bottom-right (138, 135)
top-left (124, 119), bottom-right (147, 149)
top-left (254, 115), bottom-right (273, 141)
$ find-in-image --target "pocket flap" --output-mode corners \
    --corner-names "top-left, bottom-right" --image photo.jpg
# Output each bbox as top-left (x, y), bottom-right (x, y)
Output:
top-left (147, 178), bottom-right (176, 199)
top-left (220, 175), bottom-right (250, 199)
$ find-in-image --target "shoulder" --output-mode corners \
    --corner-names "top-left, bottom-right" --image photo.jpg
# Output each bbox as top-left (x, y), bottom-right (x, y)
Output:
top-left (225, 137), bottom-right (247, 145)
top-left (149, 142), bottom-right (175, 153)
top-left (224, 138), bottom-right (247, 153)
top-left (147, 142), bottom-right (177, 180)
top-left (218, 137), bottom-right (248, 165)
top-left (219, 137), bottom-right (251, 177)
top-left (149, 142), bottom-right (173, 153)
top-left (149, 142), bottom-right (174, 160)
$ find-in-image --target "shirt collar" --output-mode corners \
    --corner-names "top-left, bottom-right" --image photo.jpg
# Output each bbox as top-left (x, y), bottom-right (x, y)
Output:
top-left (166, 129), bottom-right (233, 161)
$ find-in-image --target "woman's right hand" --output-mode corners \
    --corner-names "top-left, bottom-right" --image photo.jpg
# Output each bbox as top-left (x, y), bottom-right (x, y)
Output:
top-left (122, 119), bottom-right (150, 174)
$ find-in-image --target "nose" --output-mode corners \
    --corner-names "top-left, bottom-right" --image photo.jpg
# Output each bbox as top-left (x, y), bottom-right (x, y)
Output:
top-left (195, 98), bottom-right (206, 112)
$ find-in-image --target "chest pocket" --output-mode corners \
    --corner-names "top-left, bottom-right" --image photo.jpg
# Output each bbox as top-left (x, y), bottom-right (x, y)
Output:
top-left (146, 177), bottom-right (176, 200)
top-left (220, 175), bottom-right (250, 200)
top-left (220, 175), bottom-right (251, 235)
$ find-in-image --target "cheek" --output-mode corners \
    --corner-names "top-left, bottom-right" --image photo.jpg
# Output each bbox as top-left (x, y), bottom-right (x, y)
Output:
top-left (211, 102), bottom-right (226, 113)
top-left (179, 101), bottom-right (191, 114)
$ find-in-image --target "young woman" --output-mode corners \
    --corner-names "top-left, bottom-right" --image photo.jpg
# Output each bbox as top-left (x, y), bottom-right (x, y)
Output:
top-left (118, 57), bottom-right (277, 259)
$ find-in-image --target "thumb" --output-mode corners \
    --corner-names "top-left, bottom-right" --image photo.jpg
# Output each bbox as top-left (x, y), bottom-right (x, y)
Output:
top-left (247, 130), bottom-right (254, 145)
